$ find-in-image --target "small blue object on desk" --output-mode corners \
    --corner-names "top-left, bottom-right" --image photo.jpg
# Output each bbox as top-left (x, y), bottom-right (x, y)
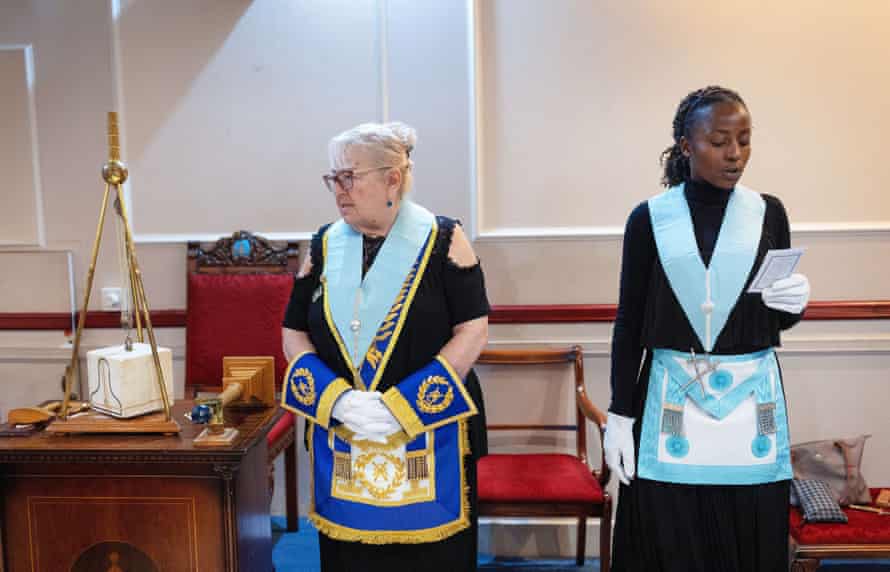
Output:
top-left (189, 403), bottom-right (212, 424)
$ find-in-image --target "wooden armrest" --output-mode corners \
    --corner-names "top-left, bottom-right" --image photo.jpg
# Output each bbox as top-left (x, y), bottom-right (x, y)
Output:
top-left (576, 384), bottom-right (607, 429)
top-left (575, 383), bottom-right (611, 487)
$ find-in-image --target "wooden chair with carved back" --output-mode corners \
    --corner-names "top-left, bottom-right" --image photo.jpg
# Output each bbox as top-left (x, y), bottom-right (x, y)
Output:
top-left (475, 346), bottom-right (612, 570)
top-left (186, 230), bottom-right (300, 531)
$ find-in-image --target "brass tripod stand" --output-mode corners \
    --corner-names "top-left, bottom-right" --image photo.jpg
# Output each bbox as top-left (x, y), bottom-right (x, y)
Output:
top-left (55, 112), bottom-right (178, 433)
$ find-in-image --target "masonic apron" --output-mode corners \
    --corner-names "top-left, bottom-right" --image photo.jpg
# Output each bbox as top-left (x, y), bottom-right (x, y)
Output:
top-left (281, 200), bottom-right (477, 544)
top-left (637, 184), bottom-right (793, 485)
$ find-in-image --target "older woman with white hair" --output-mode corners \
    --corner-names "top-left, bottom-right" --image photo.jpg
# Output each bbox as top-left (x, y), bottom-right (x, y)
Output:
top-left (281, 122), bottom-right (489, 571)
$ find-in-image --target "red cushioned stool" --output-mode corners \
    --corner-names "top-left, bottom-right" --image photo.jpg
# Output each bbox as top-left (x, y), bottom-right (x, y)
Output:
top-left (187, 231), bottom-right (300, 531)
top-left (790, 488), bottom-right (890, 571)
top-left (476, 347), bottom-right (612, 570)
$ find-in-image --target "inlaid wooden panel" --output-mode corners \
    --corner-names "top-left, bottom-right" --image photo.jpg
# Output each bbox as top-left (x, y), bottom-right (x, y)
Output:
top-left (1, 402), bottom-right (281, 571)
top-left (3, 476), bottom-right (222, 571)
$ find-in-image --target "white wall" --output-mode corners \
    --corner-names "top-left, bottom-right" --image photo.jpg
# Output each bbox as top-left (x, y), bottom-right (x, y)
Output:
top-left (477, 1), bottom-right (890, 234)
top-left (0, 46), bottom-right (43, 246)
top-left (2, 0), bottom-right (889, 560)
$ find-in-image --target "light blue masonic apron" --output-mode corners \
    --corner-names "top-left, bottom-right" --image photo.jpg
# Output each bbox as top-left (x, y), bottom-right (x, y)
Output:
top-left (307, 200), bottom-right (472, 544)
top-left (636, 184), bottom-right (793, 485)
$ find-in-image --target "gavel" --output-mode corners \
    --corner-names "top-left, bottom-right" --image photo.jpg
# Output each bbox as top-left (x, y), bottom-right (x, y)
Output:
top-left (190, 357), bottom-right (275, 438)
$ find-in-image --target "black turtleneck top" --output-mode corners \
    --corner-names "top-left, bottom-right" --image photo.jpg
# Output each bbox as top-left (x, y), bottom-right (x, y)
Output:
top-left (609, 179), bottom-right (803, 417)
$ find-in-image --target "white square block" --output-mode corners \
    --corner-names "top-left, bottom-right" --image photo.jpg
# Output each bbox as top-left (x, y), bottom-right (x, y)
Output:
top-left (86, 343), bottom-right (174, 418)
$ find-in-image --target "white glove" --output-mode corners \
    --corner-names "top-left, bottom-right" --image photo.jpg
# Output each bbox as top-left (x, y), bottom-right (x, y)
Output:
top-left (762, 273), bottom-right (810, 314)
top-left (603, 412), bottom-right (636, 486)
top-left (331, 390), bottom-right (402, 443)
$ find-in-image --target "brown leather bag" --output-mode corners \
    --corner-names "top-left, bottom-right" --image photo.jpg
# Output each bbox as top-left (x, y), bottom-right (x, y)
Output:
top-left (791, 435), bottom-right (872, 506)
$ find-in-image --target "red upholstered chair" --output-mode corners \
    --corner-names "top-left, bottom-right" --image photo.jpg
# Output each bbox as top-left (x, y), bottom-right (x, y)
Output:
top-left (475, 346), bottom-right (612, 570)
top-left (790, 488), bottom-right (890, 571)
top-left (186, 230), bottom-right (300, 531)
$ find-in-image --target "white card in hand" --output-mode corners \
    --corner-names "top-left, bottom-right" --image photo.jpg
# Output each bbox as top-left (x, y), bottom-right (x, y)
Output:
top-left (747, 248), bottom-right (805, 293)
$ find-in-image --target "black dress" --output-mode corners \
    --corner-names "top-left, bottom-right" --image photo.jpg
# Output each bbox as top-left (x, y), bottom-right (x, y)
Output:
top-left (609, 179), bottom-right (802, 572)
top-left (283, 215), bottom-right (489, 572)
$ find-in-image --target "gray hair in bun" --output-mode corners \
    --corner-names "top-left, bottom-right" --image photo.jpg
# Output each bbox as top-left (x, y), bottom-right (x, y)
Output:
top-left (328, 121), bottom-right (416, 196)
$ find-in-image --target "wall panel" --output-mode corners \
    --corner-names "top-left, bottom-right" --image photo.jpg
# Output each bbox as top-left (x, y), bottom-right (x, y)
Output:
top-left (0, 46), bottom-right (43, 246)
top-left (0, 251), bottom-right (71, 313)
top-left (477, 0), bottom-right (890, 235)
top-left (117, 0), bottom-right (381, 239)
top-left (386, 0), bottom-right (473, 226)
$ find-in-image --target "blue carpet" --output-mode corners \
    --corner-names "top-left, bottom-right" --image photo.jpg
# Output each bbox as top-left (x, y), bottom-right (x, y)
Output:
top-left (478, 554), bottom-right (598, 571)
top-left (271, 517), bottom-right (890, 571)
top-left (272, 517), bottom-right (321, 571)
top-left (271, 517), bottom-right (599, 571)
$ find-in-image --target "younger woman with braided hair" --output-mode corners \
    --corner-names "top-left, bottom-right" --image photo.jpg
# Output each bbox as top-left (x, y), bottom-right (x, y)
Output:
top-left (604, 86), bottom-right (811, 571)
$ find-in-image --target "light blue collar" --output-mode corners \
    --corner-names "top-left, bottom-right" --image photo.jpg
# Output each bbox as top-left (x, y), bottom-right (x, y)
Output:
top-left (648, 183), bottom-right (764, 352)
top-left (323, 200), bottom-right (435, 371)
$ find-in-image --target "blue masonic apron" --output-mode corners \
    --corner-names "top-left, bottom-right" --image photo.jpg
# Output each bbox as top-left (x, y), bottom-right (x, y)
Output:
top-left (310, 200), bottom-right (471, 544)
top-left (637, 184), bottom-right (792, 485)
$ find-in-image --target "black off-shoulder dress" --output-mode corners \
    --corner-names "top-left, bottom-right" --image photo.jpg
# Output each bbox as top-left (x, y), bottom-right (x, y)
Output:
top-left (609, 179), bottom-right (802, 572)
top-left (283, 215), bottom-right (489, 572)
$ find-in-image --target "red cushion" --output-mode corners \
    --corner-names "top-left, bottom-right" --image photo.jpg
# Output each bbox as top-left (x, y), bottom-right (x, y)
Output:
top-left (266, 412), bottom-right (295, 446)
top-left (478, 454), bottom-right (604, 503)
top-left (186, 273), bottom-right (293, 388)
top-left (791, 488), bottom-right (890, 545)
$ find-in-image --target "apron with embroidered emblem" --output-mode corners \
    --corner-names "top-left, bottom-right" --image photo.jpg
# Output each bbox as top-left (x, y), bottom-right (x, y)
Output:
top-left (637, 184), bottom-right (792, 485)
top-left (284, 201), bottom-right (475, 544)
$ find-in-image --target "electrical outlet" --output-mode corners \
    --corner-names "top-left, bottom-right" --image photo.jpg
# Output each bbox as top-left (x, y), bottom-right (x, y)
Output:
top-left (101, 287), bottom-right (122, 310)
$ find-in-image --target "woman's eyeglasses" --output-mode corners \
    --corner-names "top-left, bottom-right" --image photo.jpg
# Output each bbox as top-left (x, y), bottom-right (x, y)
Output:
top-left (323, 166), bottom-right (391, 192)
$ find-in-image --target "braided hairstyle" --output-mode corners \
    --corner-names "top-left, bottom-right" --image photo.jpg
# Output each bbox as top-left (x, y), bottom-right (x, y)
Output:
top-left (660, 86), bottom-right (747, 187)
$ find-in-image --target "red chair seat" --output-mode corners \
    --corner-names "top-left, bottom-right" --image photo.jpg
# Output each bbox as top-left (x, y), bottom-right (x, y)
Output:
top-left (478, 453), bottom-right (604, 503)
top-left (791, 488), bottom-right (890, 545)
top-left (267, 412), bottom-right (295, 446)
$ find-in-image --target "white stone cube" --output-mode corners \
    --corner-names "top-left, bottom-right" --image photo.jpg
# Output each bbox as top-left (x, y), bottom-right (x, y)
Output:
top-left (86, 342), bottom-right (175, 418)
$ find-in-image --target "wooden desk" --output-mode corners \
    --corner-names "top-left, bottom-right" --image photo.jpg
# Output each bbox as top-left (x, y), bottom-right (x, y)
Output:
top-left (0, 401), bottom-right (281, 572)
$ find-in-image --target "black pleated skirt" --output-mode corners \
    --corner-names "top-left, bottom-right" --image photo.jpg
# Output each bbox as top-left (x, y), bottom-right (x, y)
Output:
top-left (612, 351), bottom-right (792, 572)
top-left (319, 522), bottom-right (477, 572)
top-left (612, 477), bottom-right (791, 572)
